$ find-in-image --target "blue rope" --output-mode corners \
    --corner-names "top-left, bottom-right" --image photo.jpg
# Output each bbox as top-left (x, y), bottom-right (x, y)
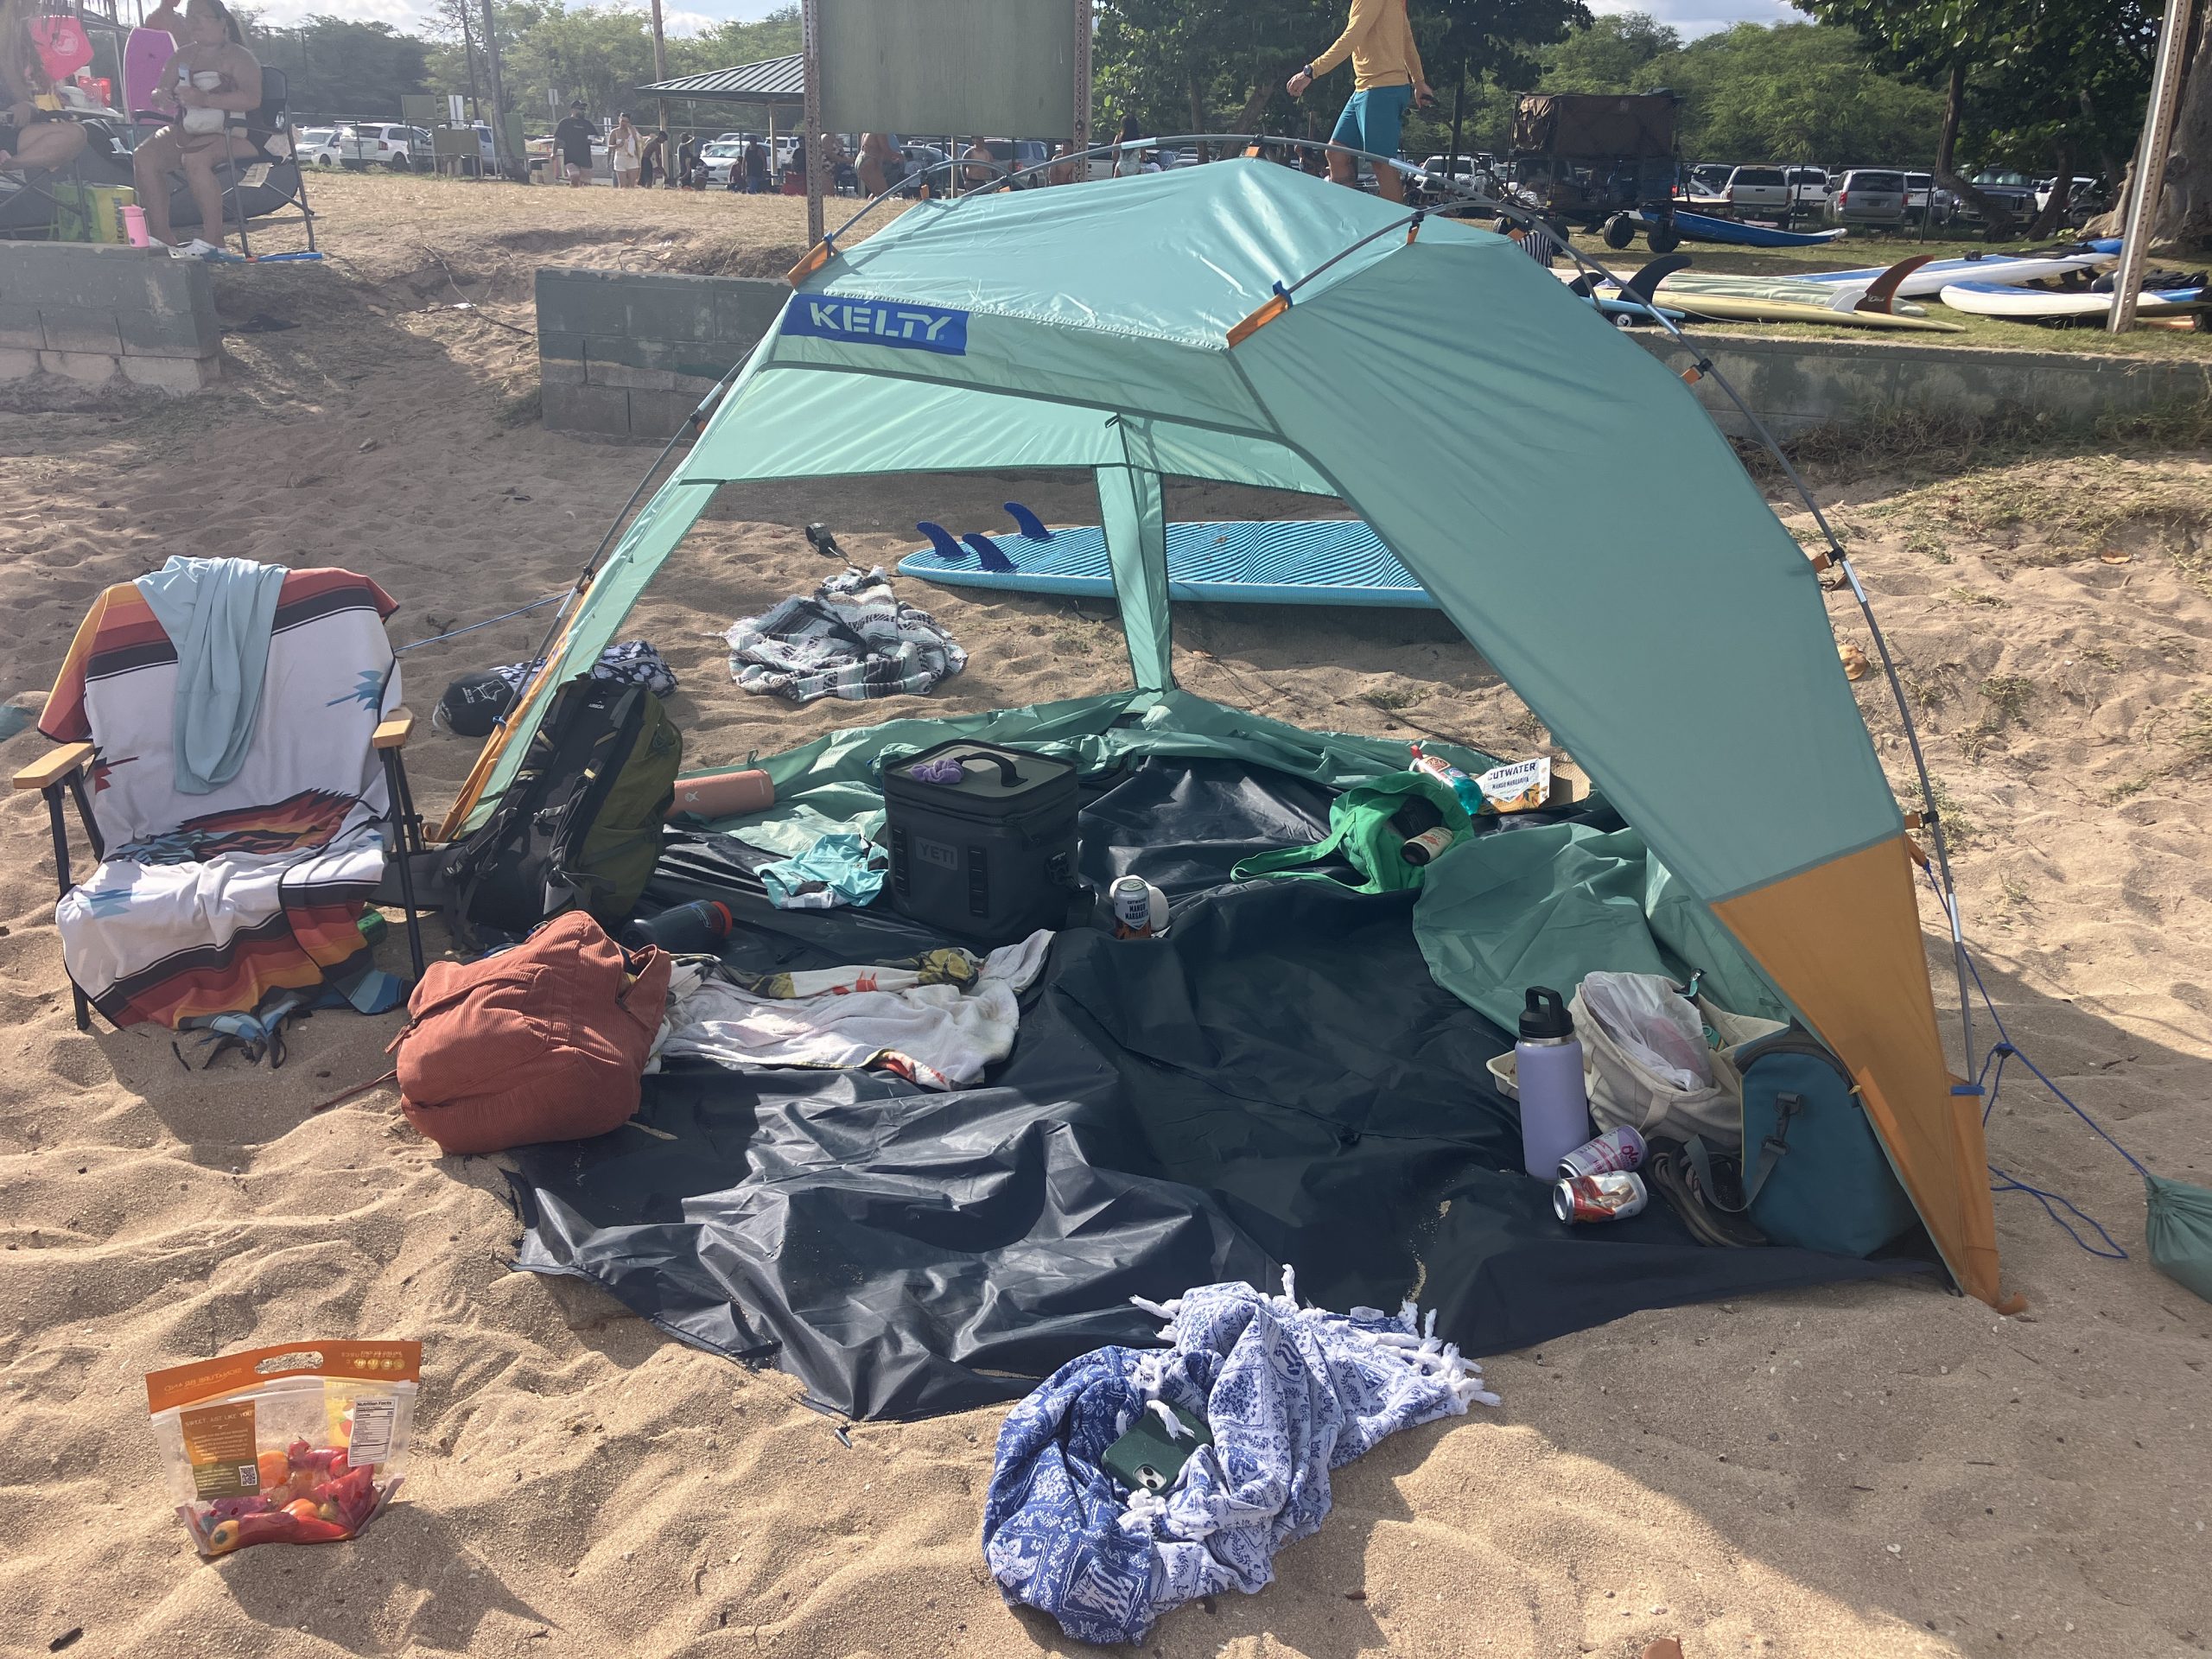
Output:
top-left (1925, 868), bottom-right (2153, 1259)
top-left (395, 594), bottom-right (564, 655)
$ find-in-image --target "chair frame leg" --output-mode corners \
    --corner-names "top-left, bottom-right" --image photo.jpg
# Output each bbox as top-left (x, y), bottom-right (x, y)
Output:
top-left (380, 748), bottom-right (428, 980)
top-left (42, 783), bottom-right (91, 1032)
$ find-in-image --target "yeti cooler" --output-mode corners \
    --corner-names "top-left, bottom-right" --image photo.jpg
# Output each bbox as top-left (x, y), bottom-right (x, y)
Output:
top-left (882, 741), bottom-right (1079, 944)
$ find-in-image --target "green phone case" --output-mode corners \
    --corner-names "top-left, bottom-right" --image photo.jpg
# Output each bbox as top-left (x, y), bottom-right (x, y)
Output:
top-left (1100, 1403), bottom-right (1213, 1494)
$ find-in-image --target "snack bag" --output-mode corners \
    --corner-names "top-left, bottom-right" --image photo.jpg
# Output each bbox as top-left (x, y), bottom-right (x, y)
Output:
top-left (145, 1341), bottom-right (421, 1556)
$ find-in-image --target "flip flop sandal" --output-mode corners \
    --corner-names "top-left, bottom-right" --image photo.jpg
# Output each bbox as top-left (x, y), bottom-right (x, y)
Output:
top-left (1645, 1138), bottom-right (1769, 1249)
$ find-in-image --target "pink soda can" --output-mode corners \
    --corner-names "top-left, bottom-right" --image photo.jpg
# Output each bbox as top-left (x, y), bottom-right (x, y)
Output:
top-left (1557, 1124), bottom-right (1646, 1182)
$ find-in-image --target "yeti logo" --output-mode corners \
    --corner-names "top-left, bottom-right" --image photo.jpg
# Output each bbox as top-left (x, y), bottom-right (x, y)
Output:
top-left (781, 297), bottom-right (969, 355)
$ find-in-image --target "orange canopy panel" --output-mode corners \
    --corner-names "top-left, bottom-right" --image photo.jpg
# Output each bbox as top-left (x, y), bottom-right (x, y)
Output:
top-left (1715, 836), bottom-right (2000, 1304)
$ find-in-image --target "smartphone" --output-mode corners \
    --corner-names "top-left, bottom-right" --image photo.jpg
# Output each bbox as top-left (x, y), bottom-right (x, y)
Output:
top-left (1099, 1403), bottom-right (1213, 1495)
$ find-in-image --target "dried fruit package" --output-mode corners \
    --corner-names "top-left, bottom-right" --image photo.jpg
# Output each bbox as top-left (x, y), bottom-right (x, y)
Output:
top-left (145, 1341), bottom-right (421, 1556)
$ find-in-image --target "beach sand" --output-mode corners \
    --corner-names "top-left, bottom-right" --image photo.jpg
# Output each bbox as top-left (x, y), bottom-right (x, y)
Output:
top-left (0, 175), bottom-right (2207, 1657)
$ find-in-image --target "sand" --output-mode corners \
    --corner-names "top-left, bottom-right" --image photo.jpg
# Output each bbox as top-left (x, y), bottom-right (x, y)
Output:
top-left (1, 172), bottom-right (2209, 1658)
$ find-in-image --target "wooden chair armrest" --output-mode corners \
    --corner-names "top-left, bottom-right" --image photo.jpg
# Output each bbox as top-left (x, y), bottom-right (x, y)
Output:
top-left (372, 709), bottom-right (415, 751)
top-left (12, 741), bottom-right (94, 792)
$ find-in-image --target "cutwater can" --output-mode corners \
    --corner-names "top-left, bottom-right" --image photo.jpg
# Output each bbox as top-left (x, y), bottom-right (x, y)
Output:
top-left (1554, 1171), bottom-right (1649, 1224)
top-left (1558, 1124), bottom-right (1647, 1181)
top-left (1110, 874), bottom-right (1156, 939)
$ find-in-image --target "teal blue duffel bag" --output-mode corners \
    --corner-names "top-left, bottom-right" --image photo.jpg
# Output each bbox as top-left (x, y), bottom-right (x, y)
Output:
top-left (1689, 1027), bottom-right (1920, 1257)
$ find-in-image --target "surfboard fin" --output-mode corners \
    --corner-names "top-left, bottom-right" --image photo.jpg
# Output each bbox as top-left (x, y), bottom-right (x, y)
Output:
top-left (963, 531), bottom-right (1018, 573)
top-left (917, 521), bottom-right (967, 562)
top-left (1621, 253), bottom-right (1692, 310)
top-left (1855, 254), bottom-right (1933, 314)
top-left (1003, 500), bottom-right (1051, 541)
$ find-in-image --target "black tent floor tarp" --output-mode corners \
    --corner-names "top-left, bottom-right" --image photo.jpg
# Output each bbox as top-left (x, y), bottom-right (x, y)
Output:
top-left (505, 758), bottom-right (1926, 1421)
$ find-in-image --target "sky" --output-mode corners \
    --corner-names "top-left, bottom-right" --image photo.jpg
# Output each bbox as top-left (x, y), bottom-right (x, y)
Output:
top-left (247, 0), bottom-right (1802, 42)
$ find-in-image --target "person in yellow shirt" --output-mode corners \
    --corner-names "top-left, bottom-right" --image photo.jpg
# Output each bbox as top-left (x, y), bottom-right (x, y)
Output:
top-left (1286, 0), bottom-right (1433, 202)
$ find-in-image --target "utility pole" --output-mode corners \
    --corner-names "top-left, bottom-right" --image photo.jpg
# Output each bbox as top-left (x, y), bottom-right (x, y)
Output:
top-left (2108, 0), bottom-right (2196, 333)
top-left (649, 0), bottom-right (670, 137)
top-left (480, 0), bottom-right (512, 179)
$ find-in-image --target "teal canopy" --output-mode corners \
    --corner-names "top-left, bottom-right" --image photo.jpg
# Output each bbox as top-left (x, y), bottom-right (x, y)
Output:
top-left (502, 159), bottom-right (1894, 908)
top-left (468, 157), bottom-right (2004, 1304)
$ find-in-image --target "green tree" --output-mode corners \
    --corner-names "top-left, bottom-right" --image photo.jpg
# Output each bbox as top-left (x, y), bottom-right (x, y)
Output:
top-left (1541, 9), bottom-right (1677, 92)
top-left (243, 13), bottom-right (431, 120)
top-left (1662, 21), bottom-right (1945, 162)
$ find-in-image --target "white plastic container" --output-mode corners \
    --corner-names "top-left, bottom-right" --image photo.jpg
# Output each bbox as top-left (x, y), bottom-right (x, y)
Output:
top-left (1515, 986), bottom-right (1592, 1180)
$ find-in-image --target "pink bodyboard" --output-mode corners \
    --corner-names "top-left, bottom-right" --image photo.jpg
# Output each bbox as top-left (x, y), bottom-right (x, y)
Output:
top-left (124, 27), bottom-right (177, 118)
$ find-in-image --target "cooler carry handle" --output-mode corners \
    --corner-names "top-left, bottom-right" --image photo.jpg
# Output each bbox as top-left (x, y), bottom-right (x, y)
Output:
top-left (943, 750), bottom-right (1022, 787)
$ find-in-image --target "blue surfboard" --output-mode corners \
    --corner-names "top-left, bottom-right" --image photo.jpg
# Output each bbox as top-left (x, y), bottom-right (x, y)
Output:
top-left (895, 519), bottom-right (1438, 608)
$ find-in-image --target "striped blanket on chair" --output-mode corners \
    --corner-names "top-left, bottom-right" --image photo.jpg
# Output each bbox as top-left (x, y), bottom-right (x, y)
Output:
top-left (39, 569), bottom-right (403, 1029)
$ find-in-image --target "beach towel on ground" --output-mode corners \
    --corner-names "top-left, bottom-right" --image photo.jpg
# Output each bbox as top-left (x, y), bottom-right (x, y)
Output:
top-left (133, 555), bottom-right (289, 794)
top-left (726, 568), bottom-right (967, 704)
top-left (40, 569), bottom-right (402, 1028)
top-left (652, 928), bottom-right (1051, 1089)
top-left (981, 1268), bottom-right (1496, 1645)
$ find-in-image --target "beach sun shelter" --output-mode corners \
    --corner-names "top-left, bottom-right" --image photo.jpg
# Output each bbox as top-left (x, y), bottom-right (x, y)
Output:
top-left (467, 159), bottom-right (2003, 1310)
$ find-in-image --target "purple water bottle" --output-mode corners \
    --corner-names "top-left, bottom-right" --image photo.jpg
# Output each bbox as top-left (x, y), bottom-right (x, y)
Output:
top-left (1516, 987), bottom-right (1592, 1180)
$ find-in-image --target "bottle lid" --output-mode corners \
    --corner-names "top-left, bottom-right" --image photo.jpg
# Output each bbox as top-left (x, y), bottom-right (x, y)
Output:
top-left (1519, 986), bottom-right (1573, 1040)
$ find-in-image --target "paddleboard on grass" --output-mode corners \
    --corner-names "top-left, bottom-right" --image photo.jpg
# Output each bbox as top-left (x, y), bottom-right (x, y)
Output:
top-left (1795, 245), bottom-right (2120, 299)
top-left (1645, 209), bottom-right (1848, 249)
top-left (1936, 281), bottom-right (2211, 320)
top-left (124, 27), bottom-right (176, 118)
top-left (1570, 270), bottom-right (1967, 331)
top-left (896, 519), bottom-right (1437, 608)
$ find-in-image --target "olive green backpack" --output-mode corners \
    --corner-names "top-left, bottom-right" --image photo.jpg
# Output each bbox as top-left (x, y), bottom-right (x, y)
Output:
top-left (1230, 771), bottom-right (1471, 893)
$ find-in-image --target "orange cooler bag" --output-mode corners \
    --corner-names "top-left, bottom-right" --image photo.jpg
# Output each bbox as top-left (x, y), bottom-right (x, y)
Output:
top-left (393, 911), bottom-right (671, 1154)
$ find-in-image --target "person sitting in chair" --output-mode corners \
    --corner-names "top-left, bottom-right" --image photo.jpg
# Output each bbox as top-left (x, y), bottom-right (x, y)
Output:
top-left (130, 0), bottom-right (261, 251)
top-left (0, 0), bottom-right (90, 177)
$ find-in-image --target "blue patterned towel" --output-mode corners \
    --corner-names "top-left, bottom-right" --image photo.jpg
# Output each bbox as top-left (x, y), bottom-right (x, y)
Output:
top-left (981, 1269), bottom-right (1497, 1645)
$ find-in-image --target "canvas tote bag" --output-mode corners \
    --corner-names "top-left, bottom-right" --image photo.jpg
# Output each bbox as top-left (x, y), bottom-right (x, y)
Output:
top-left (1570, 972), bottom-right (1786, 1152)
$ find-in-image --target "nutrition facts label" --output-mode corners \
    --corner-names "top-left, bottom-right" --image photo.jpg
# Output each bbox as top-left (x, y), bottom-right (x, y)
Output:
top-left (347, 1397), bottom-right (396, 1465)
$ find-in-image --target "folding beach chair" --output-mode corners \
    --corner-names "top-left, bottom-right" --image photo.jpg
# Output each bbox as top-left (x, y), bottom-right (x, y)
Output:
top-left (156, 66), bottom-right (319, 255)
top-left (12, 566), bottom-right (425, 1034)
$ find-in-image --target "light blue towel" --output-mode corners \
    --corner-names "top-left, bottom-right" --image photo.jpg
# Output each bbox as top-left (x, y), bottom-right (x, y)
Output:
top-left (134, 556), bottom-right (289, 795)
top-left (760, 831), bottom-right (888, 911)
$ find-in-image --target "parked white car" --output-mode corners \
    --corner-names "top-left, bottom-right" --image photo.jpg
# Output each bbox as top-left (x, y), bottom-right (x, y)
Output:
top-left (1783, 164), bottom-right (1829, 215)
top-left (1903, 172), bottom-right (1954, 224)
top-left (344, 123), bottom-right (428, 171)
top-left (297, 125), bottom-right (345, 167)
top-left (700, 140), bottom-right (743, 184)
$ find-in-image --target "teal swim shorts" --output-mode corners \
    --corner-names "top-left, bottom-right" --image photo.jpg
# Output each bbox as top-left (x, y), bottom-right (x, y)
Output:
top-left (1329, 84), bottom-right (1414, 158)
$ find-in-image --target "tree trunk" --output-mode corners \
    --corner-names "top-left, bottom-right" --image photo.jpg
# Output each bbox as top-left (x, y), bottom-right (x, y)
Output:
top-left (1188, 75), bottom-right (1208, 160)
top-left (2088, 3), bottom-right (2209, 245)
top-left (2167, 3), bottom-right (2212, 247)
top-left (1447, 65), bottom-right (1465, 178)
top-left (1935, 59), bottom-right (1964, 175)
top-left (2026, 137), bottom-right (2074, 240)
top-left (1930, 58), bottom-right (2014, 236)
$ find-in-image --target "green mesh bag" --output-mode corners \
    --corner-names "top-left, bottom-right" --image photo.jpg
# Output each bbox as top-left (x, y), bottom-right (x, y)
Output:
top-left (2146, 1174), bottom-right (2212, 1304)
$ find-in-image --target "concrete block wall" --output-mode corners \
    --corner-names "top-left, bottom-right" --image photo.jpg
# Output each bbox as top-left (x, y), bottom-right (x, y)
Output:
top-left (0, 242), bottom-right (221, 392)
top-left (1631, 331), bottom-right (2212, 440)
top-left (537, 269), bottom-right (788, 441)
